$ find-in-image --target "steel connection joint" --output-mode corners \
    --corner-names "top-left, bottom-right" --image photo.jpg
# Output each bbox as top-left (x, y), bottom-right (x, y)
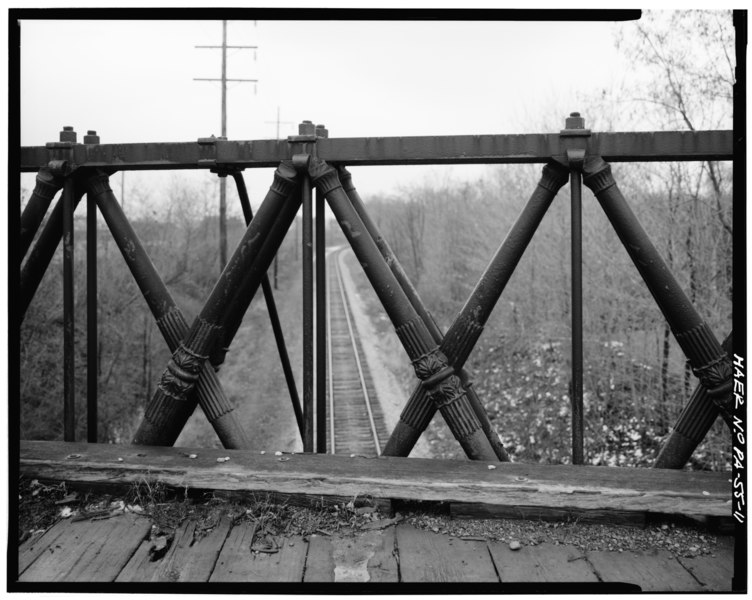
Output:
top-left (559, 112), bottom-right (591, 171)
top-left (308, 157), bottom-right (342, 195)
top-left (581, 155), bottom-right (617, 194)
top-left (292, 153), bottom-right (311, 172)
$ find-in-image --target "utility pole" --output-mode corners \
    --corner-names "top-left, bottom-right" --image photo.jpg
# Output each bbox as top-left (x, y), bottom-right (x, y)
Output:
top-left (265, 106), bottom-right (294, 289)
top-left (195, 20), bottom-right (258, 272)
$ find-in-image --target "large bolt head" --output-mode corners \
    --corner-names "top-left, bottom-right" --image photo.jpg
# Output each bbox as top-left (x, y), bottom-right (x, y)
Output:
top-left (59, 126), bottom-right (77, 143)
top-left (298, 120), bottom-right (316, 136)
top-left (315, 124), bottom-right (328, 138)
top-left (83, 130), bottom-right (100, 144)
top-left (565, 112), bottom-right (585, 130)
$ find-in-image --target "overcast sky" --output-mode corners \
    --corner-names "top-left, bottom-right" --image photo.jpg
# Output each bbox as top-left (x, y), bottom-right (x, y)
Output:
top-left (18, 15), bottom-right (638, 210)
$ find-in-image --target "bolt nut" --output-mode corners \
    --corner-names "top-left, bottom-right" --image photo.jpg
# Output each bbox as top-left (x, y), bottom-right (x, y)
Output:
top-left (59, 126), bottom-right (77, 143)
top-left (565, 112), bottom-right (585, 130)
top-left (298, 120), bottom-right (316, 136)
top-left (315, 124), bottom-right (328, 138)
top-left (83, 130), bottom-right (100, 144)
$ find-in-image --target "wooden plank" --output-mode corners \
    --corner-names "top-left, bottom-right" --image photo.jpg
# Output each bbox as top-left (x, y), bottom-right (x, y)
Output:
top-left (395, 524), bottom-right (498, 582)
top-left (487, 541), bottom-right (598, 583)
top-left (676, 540), bottom-right (734, 592)
top-left (365, 527), bottom-right (399, 582)
top-left (586, 549), bottom-right (704, 592)
top-left (18, 519), bottom-right (73, 576)
top-left (19, 441), bottom-right (731, 526)
top-left (328, 529), bottom-right (398, 582)
top-left (116, 538), bottom-right (163, 582)
top-left (211, 522), bottom-right (307, 582)
top-left (151, 516), bottom-right (232, 582)
top-left (209, 521), bottom-right (258, 582)
top-left (21, 130), bottom-right (733, 172)
top-left (302, 534), bottom-right (335, 582)
top-left (19, 515), bottom-right (150, 582)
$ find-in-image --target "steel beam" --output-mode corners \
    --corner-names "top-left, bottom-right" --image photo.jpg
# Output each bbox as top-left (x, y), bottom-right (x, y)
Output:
top-left (86, 194), bottom-right (98, 443)
top-left (302, 175), bottom-right (314, 453)
top-left (20, 167), bottom-right (64, 259)
top-left (315, 187), bottom-right (327, 454)
top-left (62, 177), bottom-right (75, 442)
top-left (20, 130), bottom-right (732, 172)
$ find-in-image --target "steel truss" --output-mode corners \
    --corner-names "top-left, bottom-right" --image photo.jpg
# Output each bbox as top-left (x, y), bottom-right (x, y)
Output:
top-left (19, 117), bottom-right (734, 468)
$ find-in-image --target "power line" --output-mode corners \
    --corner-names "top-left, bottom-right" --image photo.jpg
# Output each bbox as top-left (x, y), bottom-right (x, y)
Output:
top-left (194, 20), bottom-right (258, 272)
top-left (265, 106), bottom-right (294, 140)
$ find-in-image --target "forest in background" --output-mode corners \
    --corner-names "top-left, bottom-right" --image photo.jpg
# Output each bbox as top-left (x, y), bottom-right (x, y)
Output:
top-left (18, 12), bottom-right (735, 469)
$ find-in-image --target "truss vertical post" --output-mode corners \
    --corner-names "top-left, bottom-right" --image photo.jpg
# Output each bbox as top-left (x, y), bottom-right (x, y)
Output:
top-left (561, 112), bottom-right (590, 466)
top-left (382, 161), bottom-right (570, 458)
top-left (230, 170), bottom-right (304, 441)
top-left (302, 174), bottom-right (315, 453)
top-left (570, 167), bottom-right (584, 465)
top-left (311, 158), bottom-right (497, 461)
top-left (62, 176), bottom-right (76, 442)
top-left (316, 187), bottom-right (327, 453)
top-left (582, 156), bottom-right (733, 437)
top-left (338, 167), bottom-right (508, 461)
top-left (86, 192), bottom-right (98, 442)
top-left (20, 166), bottom-right (64, 260)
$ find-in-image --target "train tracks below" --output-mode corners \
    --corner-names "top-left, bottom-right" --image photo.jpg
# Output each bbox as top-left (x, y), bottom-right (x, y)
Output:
top-left (326, 248), bottom-right (390, 456)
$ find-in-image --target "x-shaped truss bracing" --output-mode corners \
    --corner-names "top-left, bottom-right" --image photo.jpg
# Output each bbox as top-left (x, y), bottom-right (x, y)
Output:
top-left (19, 118), bottom-right (734, 469)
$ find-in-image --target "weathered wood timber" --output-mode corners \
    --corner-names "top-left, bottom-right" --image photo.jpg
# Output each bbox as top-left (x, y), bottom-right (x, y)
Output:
top-left (676, 540), bottom-right (734, 592)
top-left (20, 130), bottom-right (733, 172)
top-left (20, 441), bottom-right (732, 529)
top-left (148, 516), bottom-right (232, 582)
top-left (14, 512), bottom-right (735, 590)
top-left (586, 549), bottom-right (706, 592)
top-left (487, 541), bottom-right (598, 583)
top-left (395, 524), bottom-right (498, 582)
top-left (18, 515), bottom-right (150, 582)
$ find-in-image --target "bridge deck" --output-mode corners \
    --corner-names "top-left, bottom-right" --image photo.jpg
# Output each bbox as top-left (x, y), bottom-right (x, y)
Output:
top-left (14, 441), bottom-right (737, 591)
top-left (16, 511), bottom-right (734, 590)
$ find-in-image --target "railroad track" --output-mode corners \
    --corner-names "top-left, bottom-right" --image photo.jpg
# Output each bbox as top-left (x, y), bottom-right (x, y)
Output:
top-left (326, 248), bottom-right (390, 456)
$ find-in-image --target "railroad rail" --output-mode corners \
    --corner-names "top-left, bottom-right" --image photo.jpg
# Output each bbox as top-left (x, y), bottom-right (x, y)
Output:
top-left (326, 248), bottom-right (388, 456)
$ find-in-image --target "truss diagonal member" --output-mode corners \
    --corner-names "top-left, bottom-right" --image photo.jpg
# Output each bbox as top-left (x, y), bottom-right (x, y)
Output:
top-left (212, 175), bottom-right (304, 365)
top-left (223, 170), bottom-right (304, 440)
top-left (21, 166), bottom-right (65, 260)
top-left (310, 158), bottom-right (496, 461)
top-left (20, 184), bottom-right (86, 320)
top-left (582, 156), bottom-right (733, 432)
top-left (655, 333), bottom-right (733, 469)
top-left (382, 161), bottom-right (570, 458)
top-left (338, 166), bottom-right (508, 461)
top-left (132, 162), bottom-right (300, 447)
top-left (83, 170), bottom-right (250, 449)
